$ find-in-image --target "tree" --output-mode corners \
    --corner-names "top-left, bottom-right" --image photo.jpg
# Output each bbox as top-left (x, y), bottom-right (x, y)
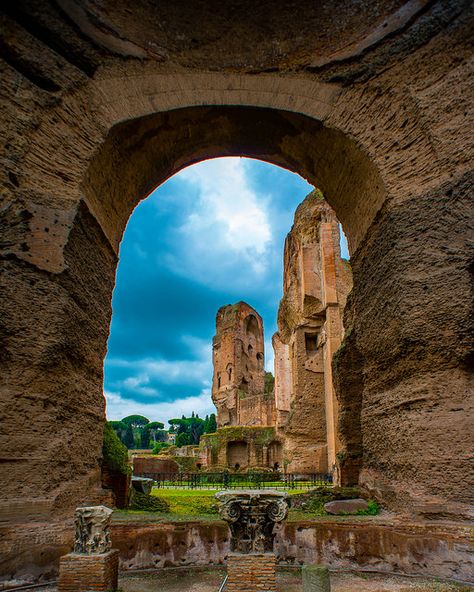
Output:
top-left (123, 423), bottom-right (135, 449)
top-left (141, 421), bottom-right (165, 448)
top-left (121, 415), bottom-right (150, 428)
top-left (108, 420), bottom-right (128, 446)
top-left (175, 432), bottom-right (190, 447)
top-left (207, 413), bottom-right (217, 433)
top-left (168, 413), bottom-right (208, 446)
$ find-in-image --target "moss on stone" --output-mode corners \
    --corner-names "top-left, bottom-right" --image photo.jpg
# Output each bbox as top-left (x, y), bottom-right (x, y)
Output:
top-left (202, 426), bottom-right (276, 452)
top-left (102, 423), bottom-right (131, 475)
top-left (128, 489), bottom-right (170, 512)
top-left (174, 455), bottom-right (199, 472)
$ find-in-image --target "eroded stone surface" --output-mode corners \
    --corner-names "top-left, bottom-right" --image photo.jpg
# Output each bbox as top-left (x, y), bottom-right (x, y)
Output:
top-left (73, 506), bottom-right (113, 555)
top-left (0, 0), bottom-right (473, 581)
top-left (274, 193), bottom-right (352, 473)
top-left (212, 302), bottom-right (271, 427)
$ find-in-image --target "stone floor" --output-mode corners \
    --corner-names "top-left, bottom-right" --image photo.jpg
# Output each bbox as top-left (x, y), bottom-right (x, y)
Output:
top-left (24, 567), bottom-right (473, 591)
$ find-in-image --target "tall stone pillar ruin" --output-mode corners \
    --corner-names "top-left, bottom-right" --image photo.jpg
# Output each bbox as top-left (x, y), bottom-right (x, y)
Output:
top-left (273, 191), bottom-right (352, 474)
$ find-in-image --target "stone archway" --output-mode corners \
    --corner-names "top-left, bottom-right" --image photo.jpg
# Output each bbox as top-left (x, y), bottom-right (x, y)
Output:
top-left (1, 2), bottom-right (472, 582)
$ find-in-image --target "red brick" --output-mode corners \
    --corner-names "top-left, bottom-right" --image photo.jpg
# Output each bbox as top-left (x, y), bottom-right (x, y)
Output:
top-left (58, 550), bottom-right (119, 592)
top-left (227, 553), bottom-right (276, 592)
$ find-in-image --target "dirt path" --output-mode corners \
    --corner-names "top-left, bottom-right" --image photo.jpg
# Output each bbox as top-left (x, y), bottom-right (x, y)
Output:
top-left (21, 568), bottom-right (472, 592)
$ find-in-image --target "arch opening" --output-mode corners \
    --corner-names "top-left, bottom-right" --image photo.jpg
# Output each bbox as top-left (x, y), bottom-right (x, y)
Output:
top-left (85, 105), bottom-right (367, 491)
top-left (83, 105), bottom-right (386, 256)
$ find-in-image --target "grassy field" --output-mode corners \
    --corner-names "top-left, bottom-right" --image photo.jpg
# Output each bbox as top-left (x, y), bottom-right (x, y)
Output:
top-left (113, 487), bottom-right (379, 523)
top-left (153, 488), bottom-right (220, 516)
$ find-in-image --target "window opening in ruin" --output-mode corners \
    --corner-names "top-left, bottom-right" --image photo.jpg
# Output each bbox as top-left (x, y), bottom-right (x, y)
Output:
top-left (227, 364), bottom-right (233, 381)
top-left (245, 315), bottom-right (259, 339)
top-left (248, 344), bottom-right (253, 356)
top-left (305, 332), bottom-right (319, 353)
top-left (217, 373), bottom-right (221, 388)
top-left (240, 378), bottom-right (249, 393)
top-left (227, 441), bottom-right (249, 468)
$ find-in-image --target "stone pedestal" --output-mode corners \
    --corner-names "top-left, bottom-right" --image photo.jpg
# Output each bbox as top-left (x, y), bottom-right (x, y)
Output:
top-left (216, 490), bottom-right (288, 592)
top-left (58, 549), bottom-right (119, 592)
top-left (227, 553), bottom-right (276, 592)
top-left (58, 505), bottom-right (119, 591)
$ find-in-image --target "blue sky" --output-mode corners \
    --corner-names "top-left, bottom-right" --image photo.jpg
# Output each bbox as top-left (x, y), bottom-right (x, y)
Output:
top-left (104, 157), bottom-right (348, 423)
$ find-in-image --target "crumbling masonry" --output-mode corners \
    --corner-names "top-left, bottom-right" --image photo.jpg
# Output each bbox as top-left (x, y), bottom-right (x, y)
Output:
top-left (209, 193), bottom-right (352, 473)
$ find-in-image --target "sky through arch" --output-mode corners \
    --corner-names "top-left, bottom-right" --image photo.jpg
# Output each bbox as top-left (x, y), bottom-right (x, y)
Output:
top-left (104, 157), bottom-right (349, 423)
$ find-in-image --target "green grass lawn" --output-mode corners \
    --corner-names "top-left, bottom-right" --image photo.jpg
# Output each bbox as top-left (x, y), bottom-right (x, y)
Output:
top-left (113, 487), bottom-right (379, 523)
top-left (152, 488), bottom-right (220, 516)
top-left (148, 488), bottom-right (328, 521)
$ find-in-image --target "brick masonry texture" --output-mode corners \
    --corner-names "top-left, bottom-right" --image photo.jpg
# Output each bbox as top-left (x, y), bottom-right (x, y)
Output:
top-left (226, 553), bottom-right (277, 592)
top-left (58, 550), bottom-right (119, 592)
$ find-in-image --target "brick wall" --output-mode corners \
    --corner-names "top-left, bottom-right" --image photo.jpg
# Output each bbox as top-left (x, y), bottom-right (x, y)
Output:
top-left (226, 553), bottom-right (276, 592)
top-left (58, 550), bottom-right (119, 592)
top-left (133, 456), bottom-right (179, 475)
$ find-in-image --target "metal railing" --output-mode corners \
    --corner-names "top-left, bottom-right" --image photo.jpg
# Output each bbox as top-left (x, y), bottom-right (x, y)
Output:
top-left (134, 471), bottom-right (332, 489)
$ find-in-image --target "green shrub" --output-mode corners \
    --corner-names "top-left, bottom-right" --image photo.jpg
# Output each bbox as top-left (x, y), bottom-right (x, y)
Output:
top-left (103, 423), bottom-right (131, 475)
top-left (152, 441), bottom-right (171, 454)
top-left (357, 500), bottom-right (380, 515)
top-left (128, 490), bottom-right (170, 512)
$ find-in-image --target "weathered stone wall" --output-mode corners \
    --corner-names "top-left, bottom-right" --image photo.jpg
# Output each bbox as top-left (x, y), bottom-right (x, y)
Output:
top-left (272, 333), bottom-right (291, 427)
top-left (274, 193), bottom-right (353, 473)
top-left (1, 516), bottom-right (472, 586)
top-left (109, 518), bottom-right (473, 582)
top-left (212, 302), bottom-right (272, 427)
top-left (1, 2), bottom-right (473, 580)
top-left (58, 550), bottom-right (119, 592)
top-left (227, 553), bottom-right (277, 592)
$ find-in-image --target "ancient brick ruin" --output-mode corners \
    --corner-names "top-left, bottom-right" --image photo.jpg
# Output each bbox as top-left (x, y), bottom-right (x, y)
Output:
top-left (1, 0), bottom-right (472, 584)
top-left (212, 302), bottom-right (274, 427)
top-left (207, 194), bottom-right (352, 474)
top-left (274, 192), bottom-right (352, 474)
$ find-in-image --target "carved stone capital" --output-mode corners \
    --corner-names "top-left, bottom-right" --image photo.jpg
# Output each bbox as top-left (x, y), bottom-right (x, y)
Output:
top-left (73, 506), bottom-right (113, 555)
top-left (216, 490), bottom-right (289, 554)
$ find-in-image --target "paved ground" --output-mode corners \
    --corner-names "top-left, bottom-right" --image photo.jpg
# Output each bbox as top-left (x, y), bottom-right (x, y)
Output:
top-left (22, 567), bottom-right (472, 592)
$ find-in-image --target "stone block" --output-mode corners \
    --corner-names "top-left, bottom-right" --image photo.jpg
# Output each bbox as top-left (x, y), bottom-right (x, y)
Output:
top-left (58, 549), bottom-right (119, 592)
top-left (302, 564), bottom-right (331, 592)
top-left (323, 498), bottom-right (368, 514)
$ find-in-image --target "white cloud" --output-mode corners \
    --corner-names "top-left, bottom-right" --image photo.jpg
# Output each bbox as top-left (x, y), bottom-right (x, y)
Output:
top-left (107, 336), bottom-right (212, 395)
top-left (121, 375), bottom-right (158, 397)
top-left (165, 158), bottom-right (272, 285)
top-left (105, 389), bottom-right (215, 423)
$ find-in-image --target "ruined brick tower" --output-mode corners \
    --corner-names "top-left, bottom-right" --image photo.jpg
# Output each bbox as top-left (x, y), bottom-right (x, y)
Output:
top-left (212, 302), bottom-right (274, 427)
